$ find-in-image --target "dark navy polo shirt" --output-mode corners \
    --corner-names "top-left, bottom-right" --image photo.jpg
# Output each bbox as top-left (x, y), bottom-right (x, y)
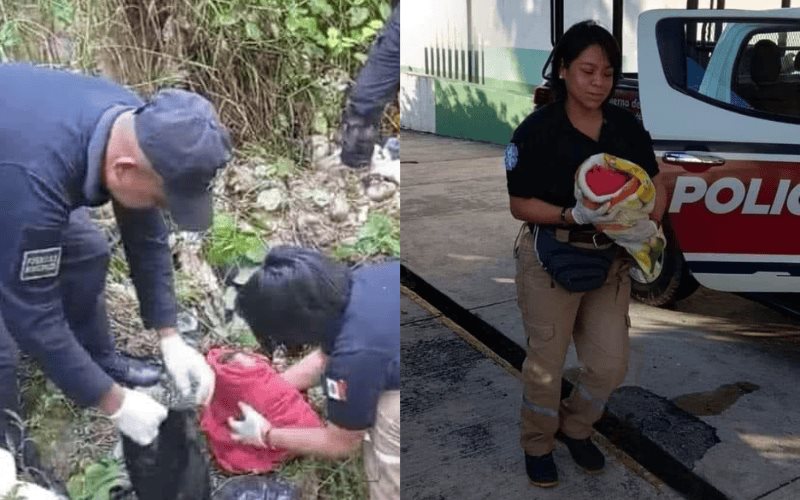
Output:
top-left (322, 261), bottom-right (400, 430)
top-left (0, 63), bottom-right (177, 406)
top-left (505, 100), bottom-right (659, 209)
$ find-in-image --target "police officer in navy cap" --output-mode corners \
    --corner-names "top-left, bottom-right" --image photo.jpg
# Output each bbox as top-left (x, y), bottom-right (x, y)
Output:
top-left (0, 63), bottom-right (230, 450)
top-left (231, 247), bottom-right (400, 500)
top-left (340, 0), bottom-right (400, 168)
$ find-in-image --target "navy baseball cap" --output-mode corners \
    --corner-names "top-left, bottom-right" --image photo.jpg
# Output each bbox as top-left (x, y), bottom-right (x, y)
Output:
top-left (134, 89), bottom-right (232, 232)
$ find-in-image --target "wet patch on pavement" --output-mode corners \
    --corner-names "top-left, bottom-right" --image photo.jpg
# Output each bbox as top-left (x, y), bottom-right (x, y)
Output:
top-left (673, 382), bottom-right (760, 417)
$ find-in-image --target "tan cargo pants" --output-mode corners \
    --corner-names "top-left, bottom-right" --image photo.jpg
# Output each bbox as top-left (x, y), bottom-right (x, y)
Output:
top-left (515, 226), bottom-right (631, 456)
top-left (364, 390), bottom-right (400, 499)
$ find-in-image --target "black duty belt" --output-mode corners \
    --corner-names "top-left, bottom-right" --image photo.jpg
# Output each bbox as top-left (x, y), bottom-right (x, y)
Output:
top-left (556, 228), bottom-right (614, 247)
top-left (530, 223), bottom-right (614, 248)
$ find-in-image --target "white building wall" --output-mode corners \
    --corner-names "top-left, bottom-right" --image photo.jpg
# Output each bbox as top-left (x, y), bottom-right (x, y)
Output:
top-left (400, 73), bottom-right (436, 132)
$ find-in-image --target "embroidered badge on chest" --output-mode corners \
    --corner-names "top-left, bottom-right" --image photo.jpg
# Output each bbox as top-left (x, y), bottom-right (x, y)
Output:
top-left (504, 143), bottom-right (519, 171)
top-left (20, 247), bottom-right (62, 281)
top-left (325, 377), bottom-right (348, 402)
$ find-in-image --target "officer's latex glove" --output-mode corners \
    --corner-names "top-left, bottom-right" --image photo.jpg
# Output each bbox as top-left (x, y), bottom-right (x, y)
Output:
top-left (0, 448), bottom-right (59, 500)
top-left (340, 111), bottom-right (380, 169)
top-left (0, 448), bottom-right (16, 496)
top-left (571, 198), bottom-right (616, 226)
top-left (160, 334), bottom-right (215, 406)
top-left (109, 388), bottom-right (168, 446)
top-left (610, 219), bottom-right (659, 245)
top-left (0, 446), bottom-right (64, 499)
top-left (228, 402), bottom-right (272, 448)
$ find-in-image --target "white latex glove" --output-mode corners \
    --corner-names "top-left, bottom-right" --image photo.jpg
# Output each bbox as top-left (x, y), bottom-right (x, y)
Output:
top-left (571, 198), bottom-right (615, 226)
top-left (1, 447), bottom-right (59, 500)
top-left (609, 219), bottom-right (659, 244)
top-left (109, 388), bottom-right (167, 446)
top-left (228, 402), bottom-right (271, 448)
top-left (160, 334), bottom-right (215, 405)
top-left (0, 448), bottom-right (16, 496)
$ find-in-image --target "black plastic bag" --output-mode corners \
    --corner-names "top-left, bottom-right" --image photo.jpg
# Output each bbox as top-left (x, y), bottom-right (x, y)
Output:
top-left (121, 409), bottom-right (211, 500)
top-left (213, 475), bottom-right (301, 500)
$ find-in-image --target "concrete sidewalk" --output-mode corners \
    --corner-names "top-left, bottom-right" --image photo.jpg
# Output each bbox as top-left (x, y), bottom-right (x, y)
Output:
top-left (401, 292), bottom-right (681, 499)
top-left (401, 130), bottom-right (800, 500)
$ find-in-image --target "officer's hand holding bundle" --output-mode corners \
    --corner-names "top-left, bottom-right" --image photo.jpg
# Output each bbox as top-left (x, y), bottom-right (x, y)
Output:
top-left (160, 334), bottom-right (216, 406)
top-left (571, 197), bottom-right (615, 225)
top-left (109, 388), bottom-right (168, 446)
top-left (228, 402), bottom-right (272, 448)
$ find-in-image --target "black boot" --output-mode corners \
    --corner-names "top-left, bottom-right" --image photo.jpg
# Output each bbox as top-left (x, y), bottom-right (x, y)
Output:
top-left (556, 431), bottom-right (605, 473)
top-left (95, 351), bottom-right (162, 388)
top-left (525, 452), bottom-right (558, 488)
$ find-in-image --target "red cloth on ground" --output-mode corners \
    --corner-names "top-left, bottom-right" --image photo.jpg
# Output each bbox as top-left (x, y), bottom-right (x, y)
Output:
top-left (200, 347), bottom-right (323, 473)
top-left (585, 164), bottom-right (629, 195)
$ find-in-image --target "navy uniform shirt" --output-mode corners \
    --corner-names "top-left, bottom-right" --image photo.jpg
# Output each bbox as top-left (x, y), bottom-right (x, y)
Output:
top-left (322, 261), bottom-right (400, 431)
top-left (505, 100), bottom-right (659, 210)
top-left (0, 64), bottom-right (177, 406)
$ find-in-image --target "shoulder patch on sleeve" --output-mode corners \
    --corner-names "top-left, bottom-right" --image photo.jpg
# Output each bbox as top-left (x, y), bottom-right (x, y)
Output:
top-left (20, 247), bottom-right (62, 281)
top-left (504, 143), bottom-right (519, 171)
top-left (325, 377), bottom-right (348, 401)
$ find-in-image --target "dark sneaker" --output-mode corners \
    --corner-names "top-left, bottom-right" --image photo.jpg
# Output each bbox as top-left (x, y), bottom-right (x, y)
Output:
top-left (95, 352), bottom-right (162, 388)
top-left (525, 452), bottom-right (558, 488)
top-left (556, 431), bottom-right (605, 473)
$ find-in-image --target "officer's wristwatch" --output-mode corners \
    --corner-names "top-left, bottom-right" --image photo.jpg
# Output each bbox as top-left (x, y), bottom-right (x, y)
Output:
top-left (560, 207), bottom-right (569, 224)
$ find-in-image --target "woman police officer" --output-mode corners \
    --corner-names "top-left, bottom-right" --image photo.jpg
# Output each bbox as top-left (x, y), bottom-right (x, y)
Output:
top-left (504, 21), bottom-right (667, 487)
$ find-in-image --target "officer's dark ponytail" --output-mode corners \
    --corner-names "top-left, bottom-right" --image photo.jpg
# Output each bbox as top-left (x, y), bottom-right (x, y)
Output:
top-left (235, 246), bottom-right (352, 348)
top-left (547, 20), bottom-right (622, 103)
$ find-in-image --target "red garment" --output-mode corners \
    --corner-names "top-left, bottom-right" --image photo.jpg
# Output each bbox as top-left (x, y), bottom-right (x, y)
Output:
top-left (200, 348), bottom-right (323, 473)
top-left (585, 164), bottom-right (630, 195)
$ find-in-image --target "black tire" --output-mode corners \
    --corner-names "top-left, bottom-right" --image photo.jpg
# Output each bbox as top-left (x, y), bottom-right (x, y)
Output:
top-left (630, 221), bottom-right (699, 307)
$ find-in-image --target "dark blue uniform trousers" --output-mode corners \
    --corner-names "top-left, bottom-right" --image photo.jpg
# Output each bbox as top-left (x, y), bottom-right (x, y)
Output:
top-left (0, 208), bottom-right (115, 444)
top-left (349, 4), bottom-right (400, 119)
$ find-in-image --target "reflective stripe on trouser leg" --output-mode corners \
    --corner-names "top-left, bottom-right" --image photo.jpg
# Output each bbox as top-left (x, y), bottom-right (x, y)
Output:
top-left (561, 257), bottom-right (631, 439)
top-left (364, 390), bottom-right (400, 500)
top-left (515, 229), bottom-right (581, 456)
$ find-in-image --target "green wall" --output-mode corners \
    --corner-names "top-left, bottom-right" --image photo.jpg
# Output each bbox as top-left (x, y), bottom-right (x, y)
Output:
top-left (407, 46), bottom-right (550, 144)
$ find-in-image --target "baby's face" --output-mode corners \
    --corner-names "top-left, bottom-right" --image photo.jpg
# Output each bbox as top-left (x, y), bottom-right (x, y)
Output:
top-left (230, 352), bottom-right (258, 367)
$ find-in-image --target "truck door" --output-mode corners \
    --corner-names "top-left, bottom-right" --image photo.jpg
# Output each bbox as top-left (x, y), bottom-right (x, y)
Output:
top-left (638, 8), bottom-right (800, 293)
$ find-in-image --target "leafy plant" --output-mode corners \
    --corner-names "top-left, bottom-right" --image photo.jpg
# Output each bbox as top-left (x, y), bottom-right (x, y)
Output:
top-left (268, 156), bottom-right (296, 180)
top-left (279, 454), bottom-right (366, 500)
top-left (334, 212), bottom-right (399, 260)
top-left (231, 328), bottom-right (260, 349)
top-left (205, 212), bottom-right (267, 267)
top-left (67, 458), bottom-right (126, 500)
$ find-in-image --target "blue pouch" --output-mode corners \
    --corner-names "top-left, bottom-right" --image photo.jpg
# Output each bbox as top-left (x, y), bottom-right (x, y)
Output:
top-left (533, 225), bottom-right (617, 292)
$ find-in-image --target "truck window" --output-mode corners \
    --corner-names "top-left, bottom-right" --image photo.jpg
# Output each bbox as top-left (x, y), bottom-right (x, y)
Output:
top-left (656, 19), bottom-right (800, 122)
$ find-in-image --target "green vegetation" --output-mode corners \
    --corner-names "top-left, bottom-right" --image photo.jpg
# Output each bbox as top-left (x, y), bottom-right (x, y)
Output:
top-left (205, 212), bottom-right (267, 267)
top-left (67, 459), bottom-right (127, 500)
top-left (335, 212), bottom-right (400, 260)
top-left (0, 0), bottom-right (391, 158)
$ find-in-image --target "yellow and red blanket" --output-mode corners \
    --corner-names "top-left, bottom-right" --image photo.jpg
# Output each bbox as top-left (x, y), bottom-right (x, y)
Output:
top-left (575, 152), bottom-right (666, 280)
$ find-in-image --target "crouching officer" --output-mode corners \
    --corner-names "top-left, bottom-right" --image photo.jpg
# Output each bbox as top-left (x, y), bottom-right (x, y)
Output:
top-left (0, 63), bottom-right (228, 450)
top-left (230, 247), bottom-right (400, 500)
top-left (340, 1), bottom-right (400, 168)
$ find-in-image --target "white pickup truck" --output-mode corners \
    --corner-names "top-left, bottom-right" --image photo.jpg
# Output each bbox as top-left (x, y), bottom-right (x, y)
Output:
top-left (537, 4), bottom-right (800, 313)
